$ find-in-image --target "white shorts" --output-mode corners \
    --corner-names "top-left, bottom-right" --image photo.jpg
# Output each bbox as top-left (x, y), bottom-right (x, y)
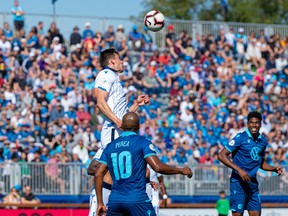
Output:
top-left (146, 179), bottom-right (160, 215)
top-left (89, 187), bottom-right (111, 216)
top-left (100, 125), bottom-right (122, 147)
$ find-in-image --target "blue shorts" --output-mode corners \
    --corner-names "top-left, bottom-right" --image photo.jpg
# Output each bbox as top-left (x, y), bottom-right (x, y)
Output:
top-left (230, 178), bottom-right (261, 213)
top-left (107, 201), bottom-right (156, 216)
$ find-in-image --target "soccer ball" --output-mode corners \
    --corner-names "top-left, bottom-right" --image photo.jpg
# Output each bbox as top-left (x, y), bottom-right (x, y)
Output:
top-left (144, 10), bottom-right (165, 32)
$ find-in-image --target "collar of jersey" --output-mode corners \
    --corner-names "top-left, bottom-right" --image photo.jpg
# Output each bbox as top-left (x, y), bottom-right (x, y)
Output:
top-left (103, 66), bottom-right (117, 73)
top-left (245, 129), bottom-right (262, 141)
top-left (120, 131), bottom-right (137, 137)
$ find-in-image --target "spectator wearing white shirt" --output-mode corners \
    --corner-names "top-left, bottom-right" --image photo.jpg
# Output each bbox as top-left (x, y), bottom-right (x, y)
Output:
top-left (72, 139), bottom-right (89, 164)
top-left (245, 38), bottom-right (262, 68)
top-left (225, 27), bottom-right (236, 48)
top-left (60, 92), bottom-right (73, 112)
top-left (265, 79), bottom-right (281, 95)
top-left (82, 127), bottom-right (97, 150)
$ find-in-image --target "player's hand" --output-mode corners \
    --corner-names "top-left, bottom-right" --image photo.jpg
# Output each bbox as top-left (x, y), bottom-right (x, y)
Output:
top-left (181, 167), bottom-right (193, 178)
top-left (150, 181), bottom-right (159, 191)
top-left (97, 203), bottom-right (106, 216)
top-left (115, 118), bottom-right (122, 130)
top-left (275, 166), bottom-right (283, 176)
top-left (238, 169), bottom-right (251, 182)
top-left (136, 94), bottom-right (150, 106)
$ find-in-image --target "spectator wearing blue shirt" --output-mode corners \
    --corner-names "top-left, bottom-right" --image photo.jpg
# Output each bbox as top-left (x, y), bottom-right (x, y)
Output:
top-left (128, 25), bottom-right (144, 51)
top-left (84, 76), bottom-right (95, 90)
top-left (82, 22), bottom-right (94, 39)
top-left (11, 0), bottom-right (25, 31)
top-left (3, 22), bottom-right (13, 40)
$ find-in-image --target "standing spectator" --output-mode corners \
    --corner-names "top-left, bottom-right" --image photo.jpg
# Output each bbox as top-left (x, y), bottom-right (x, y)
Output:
top-left (216, 190), bottom-right (230, 216)
top-left (83, 22), bottom-right (94, 39)
top-left (11, 0), bottom-right (25, 32)
top-left (20, 185), bottom-right (41, 204)
top-left (115, 25), bottom-right (126, 49)
top-left (103, 25), bottom-right (115, 48)
top-left (70, 26), bottom-right (82, 52)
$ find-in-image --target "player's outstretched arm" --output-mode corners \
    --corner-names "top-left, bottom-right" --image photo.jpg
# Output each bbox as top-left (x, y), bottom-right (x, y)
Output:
top-left (129, 94), bottom-right (150, 112)
top-left (218, 148), bottom-right (251, 182)
top-left (94, 162), bottom-right (109, 215)
top-left (94, 88), bottom-right (122, 128)
top-left (261, 161), bottom-right (283, 176)
top-left (145, 155), bottom-right (193, 178)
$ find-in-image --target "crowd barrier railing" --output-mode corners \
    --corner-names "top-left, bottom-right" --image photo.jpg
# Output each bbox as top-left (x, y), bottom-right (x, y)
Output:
top-left (1, 163), bottom-right (287, 196)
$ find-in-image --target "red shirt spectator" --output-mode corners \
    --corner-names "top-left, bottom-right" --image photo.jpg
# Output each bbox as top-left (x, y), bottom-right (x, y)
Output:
top-left (76, 104), bottom-right (91, 123)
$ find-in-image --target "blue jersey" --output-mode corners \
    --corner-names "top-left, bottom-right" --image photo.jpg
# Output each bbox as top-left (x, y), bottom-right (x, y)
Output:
top-left (225, 129), bottom-right (267, 180)
top-left (99, 131), bottom-right (157, 203)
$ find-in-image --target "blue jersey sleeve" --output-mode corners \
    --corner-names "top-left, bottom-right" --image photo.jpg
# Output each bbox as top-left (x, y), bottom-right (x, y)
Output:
top-left (225, 133), bottom-right (242, 153)
top-left (142, 138), bottom-right (157, 158)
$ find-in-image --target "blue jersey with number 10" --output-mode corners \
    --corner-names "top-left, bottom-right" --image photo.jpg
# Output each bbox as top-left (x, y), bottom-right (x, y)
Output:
top-left (99, 131), bottom-right (157, 203)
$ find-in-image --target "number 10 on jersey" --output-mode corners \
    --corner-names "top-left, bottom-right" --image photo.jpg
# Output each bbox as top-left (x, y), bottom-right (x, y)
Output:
top-left (111, 151), bottom-right (132, 180)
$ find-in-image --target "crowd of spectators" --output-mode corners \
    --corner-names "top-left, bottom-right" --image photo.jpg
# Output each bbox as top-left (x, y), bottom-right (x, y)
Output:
top-left (0, 2), bottom-right (287, 195)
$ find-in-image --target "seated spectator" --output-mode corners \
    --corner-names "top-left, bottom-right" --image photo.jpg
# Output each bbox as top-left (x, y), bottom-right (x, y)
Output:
top-left (3, 185), bottom-right (21, 209)
top-left (20, 185), bottom-right (41, 204)
top-left (128, 25), bottom-right (144, 51)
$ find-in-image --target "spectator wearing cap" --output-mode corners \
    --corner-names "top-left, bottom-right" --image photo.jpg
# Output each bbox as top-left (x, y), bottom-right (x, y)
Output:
top-left (71, 43), bottom-right (83, 69)
top-left (48, 102), bottom-right (64, 124)
top-left (165, 24), bottom-right (176, 48)
top-left (70, 26), bottom-right (82, 52)
top-left (173, 148), bottom-right (188, 166)
top-left (22, 51), bottom-right (36, 74)
top-left (3, 186), bottom-right (21, 208)
top-left (83, 22), bottom-right (94, 39)
top-left (76, 104), bottom-right (91, 125)
top-left (236, 27), bottom-right (248, 49)
top-left (142, 26), bottom-right (157, 52)
top-left (84, 75), bottom-right (95, 90)
top-left (128, 25), bottom-right (144, 51)
top-left (83, 32), bottom-right (95, 55)
top-left (115, 24), bottom-right (127, 48)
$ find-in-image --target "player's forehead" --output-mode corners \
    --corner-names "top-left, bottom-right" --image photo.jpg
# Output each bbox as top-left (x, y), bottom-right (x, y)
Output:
top-left (112, 53), bottom-right (120, 60)
top-left (248, 117), bottom-right (261, 123)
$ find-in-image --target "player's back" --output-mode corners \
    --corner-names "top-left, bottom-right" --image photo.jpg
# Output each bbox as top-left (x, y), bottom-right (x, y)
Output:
top-left (99, 131), bottom-right (156, 203)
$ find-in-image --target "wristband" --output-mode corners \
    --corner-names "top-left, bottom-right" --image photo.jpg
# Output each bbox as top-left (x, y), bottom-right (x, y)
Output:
top-left (163, 194), bottom-right (168, 199)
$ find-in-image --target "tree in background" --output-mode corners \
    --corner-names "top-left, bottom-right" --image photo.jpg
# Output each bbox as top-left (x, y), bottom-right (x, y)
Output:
top-left (141, 0), bottom-right (288, 24)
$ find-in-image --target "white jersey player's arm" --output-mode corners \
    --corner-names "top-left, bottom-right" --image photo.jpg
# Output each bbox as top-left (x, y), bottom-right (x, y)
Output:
top-left (94, 87), bottom-right (122, 128)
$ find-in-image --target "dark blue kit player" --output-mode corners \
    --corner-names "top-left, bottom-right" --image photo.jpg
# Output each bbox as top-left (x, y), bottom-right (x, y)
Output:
top-left (218, 111), bottom-right (283, 216)
top-left (95, 112), bottom-right (193, 216)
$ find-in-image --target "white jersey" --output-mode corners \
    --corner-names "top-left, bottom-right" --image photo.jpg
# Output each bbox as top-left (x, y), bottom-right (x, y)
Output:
top-left (94, 68), bottom-right (128, 130)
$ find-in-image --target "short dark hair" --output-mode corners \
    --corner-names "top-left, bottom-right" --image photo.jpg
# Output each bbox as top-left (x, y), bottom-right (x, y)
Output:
top-left (219, 190), bottom-right (225, 194)
top-left (99, 48), bottom-right (119, 68)
top-left (247, 111), bottom-right (262, 122)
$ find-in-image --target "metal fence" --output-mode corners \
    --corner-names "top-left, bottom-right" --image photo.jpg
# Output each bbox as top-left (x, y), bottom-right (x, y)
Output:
top-left (1, 163), bottom-right (287, 196)
top-left (1, 12), bottom-right (288, 50)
